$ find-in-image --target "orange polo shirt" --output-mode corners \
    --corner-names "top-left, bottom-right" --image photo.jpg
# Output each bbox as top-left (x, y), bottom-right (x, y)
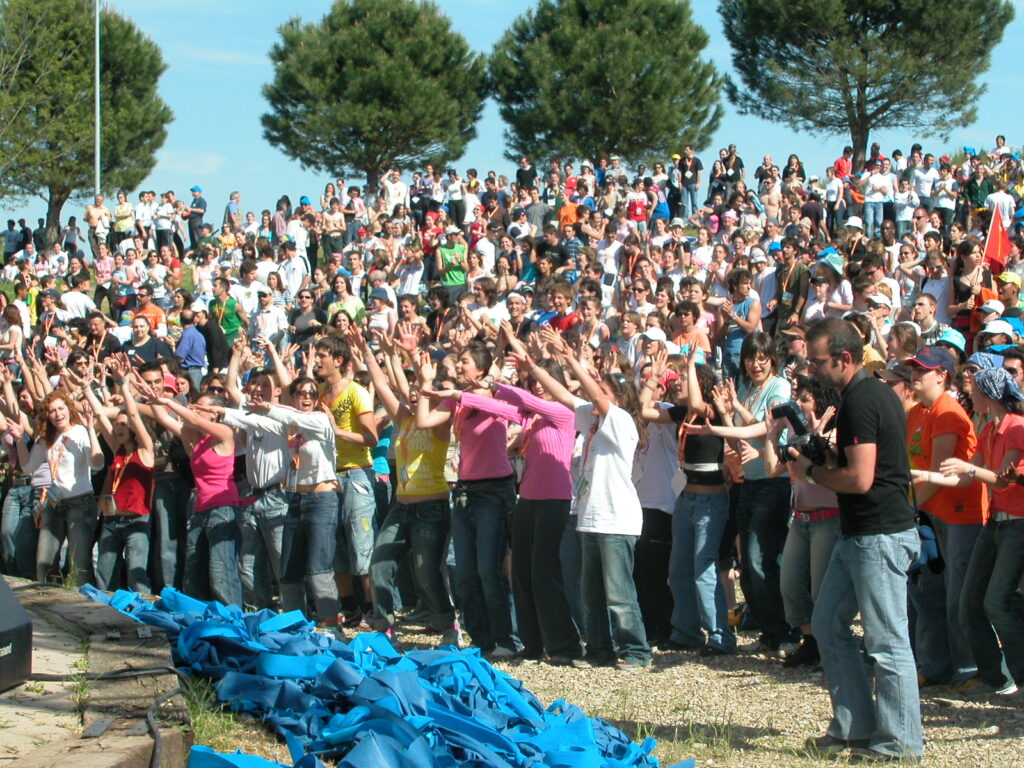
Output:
top-left (907, 391), bottom-right (987, 524)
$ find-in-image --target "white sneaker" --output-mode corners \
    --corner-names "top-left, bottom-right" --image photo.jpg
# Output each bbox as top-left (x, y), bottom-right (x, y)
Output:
top-left (778, 641), bottom-right (801, 658)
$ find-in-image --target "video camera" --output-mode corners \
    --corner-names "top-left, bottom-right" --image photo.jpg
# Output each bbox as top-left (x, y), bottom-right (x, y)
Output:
top-left (771, 401), bottom-right (829, 467)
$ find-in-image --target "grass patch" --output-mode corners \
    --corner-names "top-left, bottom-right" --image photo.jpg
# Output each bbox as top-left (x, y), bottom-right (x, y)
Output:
top-left (68, 655), bottom-right (91, 722)
top-left (182, 677), bottom-right (284, 760)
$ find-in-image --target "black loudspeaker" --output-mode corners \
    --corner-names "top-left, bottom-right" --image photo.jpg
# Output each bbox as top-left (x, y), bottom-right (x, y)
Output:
top-left (0, 578), bottom-right (32, 692)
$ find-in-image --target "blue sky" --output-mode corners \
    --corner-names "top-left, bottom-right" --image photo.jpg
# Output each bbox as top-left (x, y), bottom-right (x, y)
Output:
top-left (7, 0), bottom-right (1022, 226)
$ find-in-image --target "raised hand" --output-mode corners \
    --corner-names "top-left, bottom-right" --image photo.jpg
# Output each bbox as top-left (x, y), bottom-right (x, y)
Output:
top-left (649, 346), bottom-right (670, 379)
top-left (808, 405), bottom-right (835, 435)
top-left (394, 322), bottom-right (423, 353)
top-left (416, 349), bottom-right (436, 385)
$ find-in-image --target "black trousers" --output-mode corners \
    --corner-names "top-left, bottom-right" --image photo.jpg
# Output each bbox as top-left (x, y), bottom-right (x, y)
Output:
top-left (510, 498), bottom-right (583, 659)
top-left (634, 507), bottom-right (673, 644)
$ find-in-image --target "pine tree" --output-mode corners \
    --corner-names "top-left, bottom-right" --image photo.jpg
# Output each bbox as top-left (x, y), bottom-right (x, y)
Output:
top-left (0, 0), bottom-right (172, 240)
top-left (261, 0), bottom-right (487, 187)
top-left (719, 0), bottom-right (1014, 167)
top-left (489, 0), bottom-right (722, 165)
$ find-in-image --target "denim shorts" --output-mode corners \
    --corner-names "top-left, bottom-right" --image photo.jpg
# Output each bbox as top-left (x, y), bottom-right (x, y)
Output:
top-left (335, 466), bottom-right (377, 575)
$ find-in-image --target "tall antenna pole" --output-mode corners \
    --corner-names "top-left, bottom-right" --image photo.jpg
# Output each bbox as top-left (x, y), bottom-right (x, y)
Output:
top-left (94, 0), bottom-right (100, 196)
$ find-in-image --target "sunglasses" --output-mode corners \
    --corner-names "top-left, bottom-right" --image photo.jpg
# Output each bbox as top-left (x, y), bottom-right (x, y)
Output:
top-left (207, 386), bottom-right (226, 394)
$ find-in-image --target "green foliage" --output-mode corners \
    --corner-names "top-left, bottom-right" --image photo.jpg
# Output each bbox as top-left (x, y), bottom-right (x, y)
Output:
top-left (0, 0), bottom-right (171, 232)
top-left (489, 0), bottom-right (722, 165)
top-left (719, 0), bottom-right (1014, 164)
top-left (261, 0), bottom-right (487, 184)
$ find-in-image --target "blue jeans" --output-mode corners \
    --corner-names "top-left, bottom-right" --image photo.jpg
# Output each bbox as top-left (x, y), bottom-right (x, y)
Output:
top-left (239, 488), bottom-right (289, 609)
top-left (812, 530), bottom-right (923, 759)
top-left (669, 491), bottom-right (734, 651)
top-left (150, 476), bottom-right (189, 592)
top-left (184, 505), bottom-right (242, 607)
top-left (451, 477), bottom-right (517, 651)
top-left (335, 467), bottom-right (377, 576)
top-left (37, 492), bottom-right (97, 586)
top-left (1, 485), bottom-right (38, 578)
top-left (864, 201), bottom-right (884, 238)
top-left (780, 514), bottom-right (841, 628)
top-left (370, 498), bottom-right (454, 631)
top-left (682, 185), bottom-right (700, 220)
top-left (280, 491), bottom-right (339, 622)
top-left (560, 522), bottom-right (585, 636)
top-left (959, 518), bottom-right (1024, 689)
top-left (737, 477), bottom-right (794, 646)
top-left (96, 515), bottom-right (151, 593)
top-left (579, 532), bottom-right (651, 665)
top-left (910, 517), bottom-right (980, 683)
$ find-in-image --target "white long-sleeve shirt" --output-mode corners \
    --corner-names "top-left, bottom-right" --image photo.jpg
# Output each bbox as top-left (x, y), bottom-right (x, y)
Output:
top-left (222, 409), bottom-right (290, 491)
top-left (265, 405), bottom-right (337, 488)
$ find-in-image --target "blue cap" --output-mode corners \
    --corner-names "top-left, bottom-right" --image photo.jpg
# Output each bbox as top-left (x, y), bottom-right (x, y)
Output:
top-left (906, 346), bottom-right (957, 375)
top-left (768, 241), bottom-right (782, 252)
top-left (936, 328), bottom-right (966, 353)
top-left (963, 146), bottom-right (976, 156)
top-left (819, 252), bottom-right (845, 277)
top-left (189, 185), bottom-right (202, 193)
top-left (299, 196), bottom-right (311, 206)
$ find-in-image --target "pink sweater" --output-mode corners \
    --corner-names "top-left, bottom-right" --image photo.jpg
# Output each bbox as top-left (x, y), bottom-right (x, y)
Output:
top-left (455, 392), bottom-right (522, 481)
top-left (493, 383), bottom-right (575, 500)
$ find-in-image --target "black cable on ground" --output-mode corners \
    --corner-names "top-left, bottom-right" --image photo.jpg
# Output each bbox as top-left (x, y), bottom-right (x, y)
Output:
top-left (29, 665), bottom-right (191, 685)
top-left (147, 686), bottom-right (185, 768)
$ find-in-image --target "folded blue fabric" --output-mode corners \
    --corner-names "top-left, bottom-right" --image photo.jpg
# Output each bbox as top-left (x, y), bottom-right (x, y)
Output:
top-left (85, 586), bottom-right (692, 768)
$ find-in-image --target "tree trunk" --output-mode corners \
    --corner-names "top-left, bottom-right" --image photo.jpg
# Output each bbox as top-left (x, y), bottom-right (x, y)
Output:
top-left (849, 121), bottom-right (870, 173)
top-left (44, 187), bottom-right (70, 247)
top-left (363, 164), bottom-right (382, 196)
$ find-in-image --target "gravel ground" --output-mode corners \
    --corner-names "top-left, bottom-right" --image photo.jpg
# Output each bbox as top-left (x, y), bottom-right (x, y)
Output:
top-left (207, 618), bottom-right (1024, 767)
top-left (489, 640), bottom-right (1024, 768)
top-left (389, 620), bottom-right (1024, 768)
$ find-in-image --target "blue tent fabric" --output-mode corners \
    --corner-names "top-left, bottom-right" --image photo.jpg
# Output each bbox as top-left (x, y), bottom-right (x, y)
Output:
top-left (82, 585), bottom-right (694, 768)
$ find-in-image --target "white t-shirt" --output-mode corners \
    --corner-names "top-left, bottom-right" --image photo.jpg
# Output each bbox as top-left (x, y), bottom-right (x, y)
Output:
top-left (912, 167), bottom-right (940, 199)
top-left (25, 424), bottom-right (95, 497)
top-left (894, 190), bottom-right (919, 222)
top-left (394, 261), bottom-right (425, 296)
top-left (632, 403), bottom-right (678, 514)
top-left (863, 172), bottom-right (890, 203)
top-left (280, 255), bottom-right (309, 298)
top-left (573, 399), bottom-right (642, 535)
top-left (62, 291), bottom-right (97, 320)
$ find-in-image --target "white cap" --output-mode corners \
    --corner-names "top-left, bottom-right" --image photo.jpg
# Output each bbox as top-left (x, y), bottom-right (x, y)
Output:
top-left (980, 299), bottom-right (1005, 315)
top-left (980, 319), bottom-right (1015, 337)
top-left (845, 216), bottom-right (864, 230)
top-left (867, 293), bottom-right (892, 308)
top-left (640, 327), bottom-right (667, 342)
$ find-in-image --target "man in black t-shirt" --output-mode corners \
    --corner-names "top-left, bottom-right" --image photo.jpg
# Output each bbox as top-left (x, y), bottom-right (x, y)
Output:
top-left (791, 318), bottom-right (922, 763)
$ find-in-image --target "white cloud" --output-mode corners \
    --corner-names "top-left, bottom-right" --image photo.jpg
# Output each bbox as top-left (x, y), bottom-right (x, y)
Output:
top-left (155, 150), bottom-right (226, 176)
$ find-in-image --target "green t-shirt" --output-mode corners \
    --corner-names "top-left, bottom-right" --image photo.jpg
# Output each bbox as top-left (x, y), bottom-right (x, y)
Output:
top-left (438, 243), bottom-right (467, 287)
top-left (210, 297), bottom-right (243, 339)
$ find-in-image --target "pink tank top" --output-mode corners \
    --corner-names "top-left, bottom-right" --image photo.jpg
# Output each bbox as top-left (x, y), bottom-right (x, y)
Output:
top-left (191, 434), bottom-right (240, 513)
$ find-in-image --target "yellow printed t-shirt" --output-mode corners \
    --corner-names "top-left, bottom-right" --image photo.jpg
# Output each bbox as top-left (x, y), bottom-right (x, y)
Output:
top-left (320, 381), bottom-right (373, 470)
top-left (393, 416), bottom-right (449, 497)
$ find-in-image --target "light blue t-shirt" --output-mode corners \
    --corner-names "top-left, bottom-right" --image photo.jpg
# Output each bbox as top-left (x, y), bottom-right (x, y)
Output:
top-left (737, 375), bottom-right (791, 481)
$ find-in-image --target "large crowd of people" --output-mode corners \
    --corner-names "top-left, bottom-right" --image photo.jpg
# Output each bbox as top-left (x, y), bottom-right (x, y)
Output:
top-left (2, 136), bottom-right (1024, 763)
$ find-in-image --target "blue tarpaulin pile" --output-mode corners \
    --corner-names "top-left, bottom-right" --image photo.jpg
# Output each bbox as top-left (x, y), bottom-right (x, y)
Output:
top-left (83, 585), bottom-right (693, 768)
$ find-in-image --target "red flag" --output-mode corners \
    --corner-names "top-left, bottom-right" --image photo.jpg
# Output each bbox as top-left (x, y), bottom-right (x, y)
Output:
top-left (984, 206), bottom-right (1011, 274)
